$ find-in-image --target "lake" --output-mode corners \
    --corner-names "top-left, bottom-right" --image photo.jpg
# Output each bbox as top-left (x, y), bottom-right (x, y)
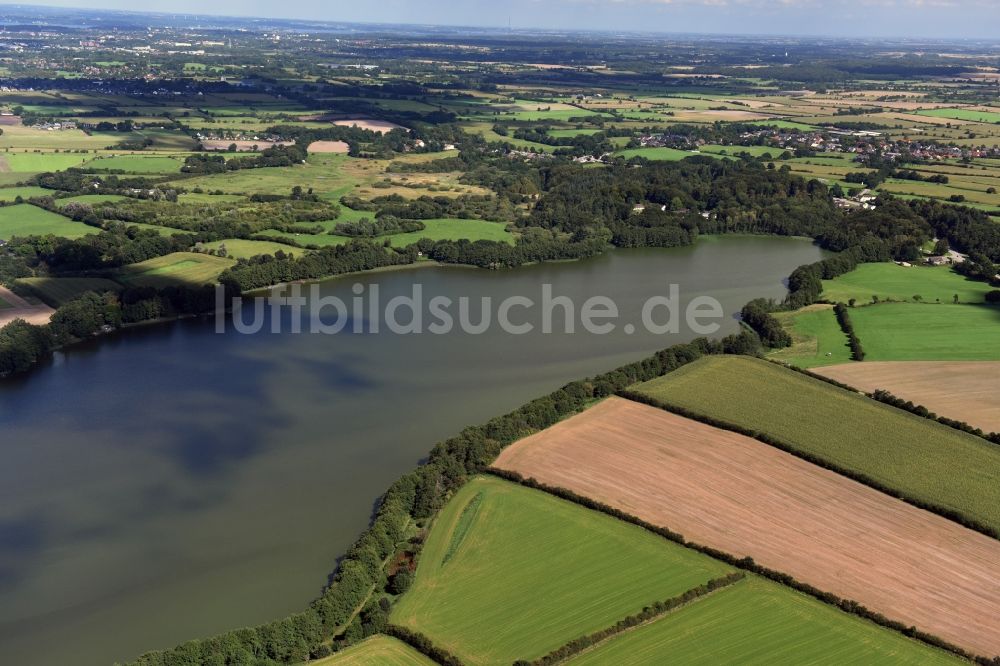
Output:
top-left (0, 236), bottom-right (825, 665)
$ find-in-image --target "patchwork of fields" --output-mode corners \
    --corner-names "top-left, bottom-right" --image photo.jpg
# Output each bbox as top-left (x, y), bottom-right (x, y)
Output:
top-left (494, 396), bottom-right (1000, 656)
top-left (632, 355), bottom-right (1000, 533)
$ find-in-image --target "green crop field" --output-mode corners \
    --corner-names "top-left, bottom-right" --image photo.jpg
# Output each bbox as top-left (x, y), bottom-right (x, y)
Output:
top-left (850, 303), bottom-right (1000, 361)
top-left (390, 476), bottom-right (732, 665)
top-left (83, 155), bottom-right (185, 173)
top-left (615, 147), bottom-right (705, 161)
top-left (916, 108), bottom-right (1000, 124)
top-left (203, 238), bottom-right (299, 259)
top-left (18, 277), bottom-right (123, 306)
top-left (699, 144), bottom-right (786, 158)
top-left (566, 577), bottom-right (961, 666)
top-left (822, 263), bottom-right (992, 304)
top-left (633, 355), bottom-right (1000, 532)
top-left (768, 305), bottom-right (851, 368)
top-left (0, 152), bottom-right (91, 172)
top-left (0, 204), bottom-right (92, 239)
top-left (117, 252), bottom-right (233, 288)
top-left (312, 636), bottom-right (435, 666)
top-left (0, 186), bottom-right (54, 202)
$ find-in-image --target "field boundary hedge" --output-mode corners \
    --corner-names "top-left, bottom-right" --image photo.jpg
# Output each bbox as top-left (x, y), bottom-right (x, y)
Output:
top-left (487, 468), bottom-right (987, 664)
top-left (616, 389), bottom-right (999, 541)
top-left (383, 625), bottom-right (464, 666)
top-left (514, 573), bottom-right (746, 666)
top-left (833, 302), bottom-right (866, 361)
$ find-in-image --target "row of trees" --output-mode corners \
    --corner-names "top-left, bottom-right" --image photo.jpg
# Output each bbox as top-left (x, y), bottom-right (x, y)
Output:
top-left (833, 302), bottom-right (865, 361)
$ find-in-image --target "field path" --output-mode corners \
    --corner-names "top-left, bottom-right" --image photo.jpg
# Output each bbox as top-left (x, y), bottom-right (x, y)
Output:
top-left (815, 361), bottom-right (1000, 433)
top-left (494, 397), bottom-right (1000, 657)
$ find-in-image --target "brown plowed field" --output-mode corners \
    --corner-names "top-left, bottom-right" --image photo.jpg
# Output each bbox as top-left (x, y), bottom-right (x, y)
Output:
top-left (493, 397), bottom-right (1000, 657)
top-left (815, 361), bottom-right (1000, 434)
top-left (307, 140), bottom-right (349, 153)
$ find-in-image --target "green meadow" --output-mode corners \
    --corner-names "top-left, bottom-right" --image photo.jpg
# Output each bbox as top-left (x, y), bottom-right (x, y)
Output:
top-left (768, 305), bottom-right (851, 368)
top-left (822, 263), bottom-right (993, 305)
top-left (566, 577), bottom-right (961, 666)
top-left (0, 204), bottom-right (91, 239)
top-left (633, 355), bottom-right (1000, 533)
top-left (850, 303), bottom-right (1000, 361)
top-left (312, 636), bottom-right (434, 666)
top-left (390, 476), bottom-right (733, 665)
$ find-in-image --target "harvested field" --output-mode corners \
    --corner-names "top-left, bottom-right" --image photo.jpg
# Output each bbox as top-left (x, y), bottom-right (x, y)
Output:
top-left (0, 285), bottom-right (54, 326)
top-left (332, 119), bottom-right (407, 133)
top-left (312, 636), bottom-right (434, 665)
top-left (200, 139), bottom-right (294, 151)
top-left (494, 397), bottom-right (1000, 657)
top-left (815, 361), bottom-right (1000, 433)
top-left (307, 140), bottom-right (349, 153)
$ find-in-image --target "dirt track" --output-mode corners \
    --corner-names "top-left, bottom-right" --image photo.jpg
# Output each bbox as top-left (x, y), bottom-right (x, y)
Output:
top-left (494, 397), bottom-right (1000, 657)
top-left (816, 361), bottom-right (1000, 434)
top-left (0, 286), bottom-right (55, 326)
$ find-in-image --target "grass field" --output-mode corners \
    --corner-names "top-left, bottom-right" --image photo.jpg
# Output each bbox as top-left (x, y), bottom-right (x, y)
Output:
top-left (566, 577), bottom-right (961, 665)
top-left (83, 154), bottom-right (185, 173)
top-left (916, 108), bottom-right (1000, 124)
top-left (203, 238), bottom-right (299, 259)
top-left (768, 304), bottom-right (851, 368)
top-left (18, 277), bottom-right (123, 306)
top-left (0, 152), bottom-right (91, 172)
top-left (632, 355), bottom-right (1000, 533)
top-left (0, 204), bottom-right (91, 239)
top-left (0, 186), bottom-right (53, 202)
top-left (390, 476), bottom-right (732, 665)
top-left (822, 264), bottom-right (993, 305)
top-left (312, 636), bottom-right (434, 666)
top-left (849, 303), bottom-right (1000, 360)
top-left (386, 218), bottom-right (514, 246)
top-left (55, 194), bottom-right (129, 207)
top-left (117, 252), bottom-right (233, 288)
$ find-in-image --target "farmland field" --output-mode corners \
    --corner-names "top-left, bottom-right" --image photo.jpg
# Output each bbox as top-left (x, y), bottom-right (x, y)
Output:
top-left (631, 355), bottom-right (1000, 533)
top-left (0, 185), bottom-right (53, 201)
top-left (566, 577), bottom-right (961, 665)
top-left (0, 204), bottom-right (91, 239)
top-left (385, 218), bottom-right (514, 246)
top-left (494, 396), bottom-right (1000, 656)
top-left (849, 304), bottom-right (1000, 361)
top-left (18, 277), bottom-right (123, 306)
top-left (203, 238), bottom-right (298, 259)
top-left (0, 152), bottom-right (91, 172)
top-left (312, 636), bottom-right (434, 666)
top-left (83, 154), bottom-right (185, 173)
top-left (55, 194), bottom-right (129, 207)
top-left (916, 108), bottom-right (1000, 124)
top-left (822, 263), bottom-right (992, 305)
top-left (116, 252), bottom-right (233, 288)
top-left (815, 361), bottom-right (1000, 433)
top-left (390, 475), bottom-right (733, 665)
top-left (768, 304), bottom-right (850, 368)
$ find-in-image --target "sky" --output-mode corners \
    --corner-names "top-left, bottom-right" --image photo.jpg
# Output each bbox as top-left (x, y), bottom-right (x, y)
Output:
top-left (10, 0), bottom-right (1000, 39)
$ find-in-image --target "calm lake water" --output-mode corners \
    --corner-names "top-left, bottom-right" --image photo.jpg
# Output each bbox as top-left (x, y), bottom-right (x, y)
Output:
top-left (0, 236), bottom-right (825, 665)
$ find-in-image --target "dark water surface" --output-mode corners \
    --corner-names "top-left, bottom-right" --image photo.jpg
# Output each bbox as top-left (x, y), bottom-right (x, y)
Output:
top-left (0, 236), bottom-right (825, 665)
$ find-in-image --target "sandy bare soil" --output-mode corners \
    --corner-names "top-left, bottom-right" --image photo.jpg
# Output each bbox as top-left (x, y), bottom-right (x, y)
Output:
top-left (0, 286), bottom-right (54, 326)
top-left (200, 139), bottom-right (294, 151)
top-left (494, 397), bottom-right (1000, 656)
top-left (815, 361), bottom-right (1000, 433)
top-left (306, 140), bottom-right (349, 153)
top-left (332, 119), bottom-right (407, 133)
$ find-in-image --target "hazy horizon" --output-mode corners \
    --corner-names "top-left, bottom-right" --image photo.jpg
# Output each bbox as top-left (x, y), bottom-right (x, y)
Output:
top-left (4, 0), bottom-right (1000, 40)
